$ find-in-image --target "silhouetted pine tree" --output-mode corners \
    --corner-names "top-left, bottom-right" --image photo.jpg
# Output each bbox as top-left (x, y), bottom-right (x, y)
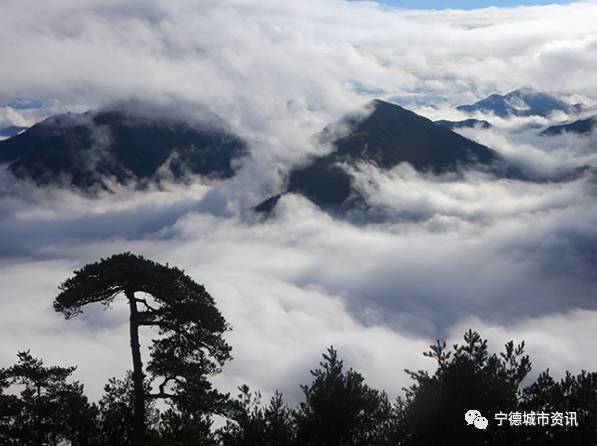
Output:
top-left (295, 346), bottom-right (393, 446)
top-left (96, 373), bottom-right (161, 446)
top-left (53, 253), bottom-right (231, 446)
top-left (397, 330), bottom-right (532, 446)
top-left (521, 369), bottom-right (597, 445)
top-left (263, 391), bottom-right (296, 446)
top-left (219, 385), bottom-right (267, 446)
top-left (0, 351), bottom-right (98, 446)
top-left (157, 407), bottom-right (216, 446)
top-left (218, 386), bottom-right (295, 446)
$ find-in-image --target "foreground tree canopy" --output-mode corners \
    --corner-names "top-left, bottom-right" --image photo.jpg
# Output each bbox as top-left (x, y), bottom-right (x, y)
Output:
top-left (0, 351), bottom-right (97, 446)
top-left (53, 253), bottom-right (231, 445)
top-left (2, 253), bottom-right (597, 445)
top-left (3, 334), bottom-right (597, 445)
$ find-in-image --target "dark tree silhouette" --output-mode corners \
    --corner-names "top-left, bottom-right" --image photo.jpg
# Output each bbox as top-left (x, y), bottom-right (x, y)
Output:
top-left (398, 330), bottom-right (532, 446)
top-left (96, 373), bottom-right (160, 446)
top-left (295, 346), bottom-right (393, 446)
top-left (0, 367), bottom-right (19, 445)
top-left (5, 330), bottom-right (597, 445)
top-left (262, 391), bottom-right (296, 446)
top-left (522, 369), bottom-right (597, 445)
top-left (0, 351), bottom-right (97, 446)
top-left (53, 253), bottom-right (231, 446)
top-left (157, 407), bottom-right (216, 446)
top-left (218, 385), bottom-right (266, 446)
top-left (218, 385), bottom-right (295, 446)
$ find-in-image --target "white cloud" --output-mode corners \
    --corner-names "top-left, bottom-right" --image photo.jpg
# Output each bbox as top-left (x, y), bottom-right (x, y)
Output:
top-left (1, 0), bottom-right (597, 404)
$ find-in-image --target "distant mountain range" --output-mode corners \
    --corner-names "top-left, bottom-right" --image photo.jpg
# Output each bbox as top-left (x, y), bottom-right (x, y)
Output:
top-left (0, 101), bottom-right (247, 188)
top-left (2, 94), bottom-right (588, 212)
top-left (457, 88), bottom-right (582, 118)
top-left (541, 116), bottom-right (596, 136)
top-left (257, 100), bottom-right (510, 213)
top-left (435, 119), bottom-right (493, 130)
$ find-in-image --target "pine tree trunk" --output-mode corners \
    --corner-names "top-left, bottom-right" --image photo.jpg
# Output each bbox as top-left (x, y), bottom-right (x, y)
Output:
top-left (126, 290), bottom-right (145, 446)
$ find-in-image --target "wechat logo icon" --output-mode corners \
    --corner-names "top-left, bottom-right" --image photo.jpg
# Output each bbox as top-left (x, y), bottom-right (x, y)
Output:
top-left (465, 409), bottom-right (489, 430)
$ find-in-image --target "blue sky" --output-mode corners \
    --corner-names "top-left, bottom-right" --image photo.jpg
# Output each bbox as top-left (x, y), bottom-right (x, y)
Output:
top-left (377, 0), bottom-right (574, 9)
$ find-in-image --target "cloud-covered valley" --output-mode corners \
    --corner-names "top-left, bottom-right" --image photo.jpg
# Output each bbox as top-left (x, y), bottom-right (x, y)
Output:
top-left (2, 0), bottom-right (597, 404)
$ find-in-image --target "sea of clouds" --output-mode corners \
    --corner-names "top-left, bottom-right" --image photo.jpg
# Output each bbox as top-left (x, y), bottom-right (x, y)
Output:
top-left (1, 0), bottom-right (597, 403)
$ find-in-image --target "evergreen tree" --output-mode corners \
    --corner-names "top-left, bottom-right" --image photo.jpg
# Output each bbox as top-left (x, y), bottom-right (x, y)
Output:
top-left (96, 373), bottom-right (160, 446)
top-left (0, 351), bottom-right (98, 446)
top-left (262, 391), bottom-right (296, 446)
top-left (522, 369), bottom-right (597, 445)
top-left (0, 367), bottom-right (20, 445)
top-left (295, 346), bottom-right (392, 446)
top-left (53, 253), bottom-right (231, 446)
top-left (398, 330), bottom-right (531, 446)
top-left (219, 385), bottom-right (267, 446)
top-left (157, 407), bottom-right (216, 446)
top-left (218, 386), bottom-right (295, 446)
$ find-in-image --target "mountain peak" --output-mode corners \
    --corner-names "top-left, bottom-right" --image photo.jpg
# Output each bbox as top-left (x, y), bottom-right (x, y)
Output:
top-left (258, 101), bottom-right (503, 212)
top-left (541, 116), bottom-right (597, 136)
top-left (329, 99), bottom-right (497, 171)
top-left (508, 87), bottom-right (540, 97)
top-left (0, 102), bottom-right (247, 189)
top-left (457, 88), bottom-right (581, 118)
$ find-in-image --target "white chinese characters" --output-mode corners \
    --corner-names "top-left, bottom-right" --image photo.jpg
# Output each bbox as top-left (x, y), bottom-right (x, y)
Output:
top-left (494, 411), bottom-right (578, 427)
